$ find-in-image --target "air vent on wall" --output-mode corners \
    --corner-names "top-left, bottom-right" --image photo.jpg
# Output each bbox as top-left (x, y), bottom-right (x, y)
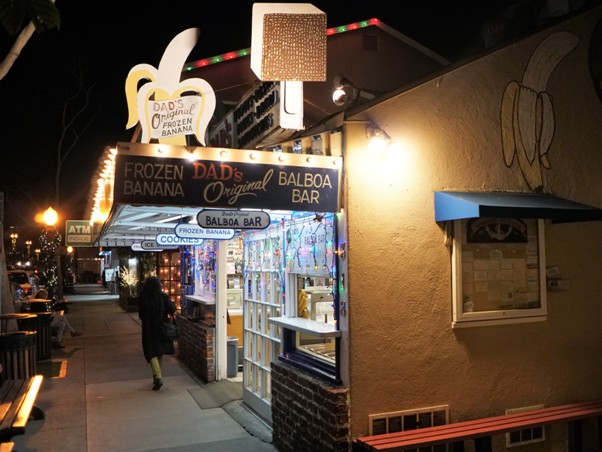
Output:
top-left (369, 405), bottom-right (449, 450)
top-left (362, 34), bottom-right (378, 52)
top-left (506, 405), bottom-right (545, 447)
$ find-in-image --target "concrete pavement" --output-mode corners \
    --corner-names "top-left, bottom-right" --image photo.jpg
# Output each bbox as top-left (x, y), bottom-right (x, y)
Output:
top-left (12, 284), bottom-right (277, 451)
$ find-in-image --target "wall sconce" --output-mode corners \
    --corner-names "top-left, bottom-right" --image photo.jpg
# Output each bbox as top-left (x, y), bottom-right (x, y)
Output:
top-left (366, 125), bottom-right (390, 153)
top-left (366, 125), bottom-right (404, 156)
top-left (332, 75), bottom-right (376, 106)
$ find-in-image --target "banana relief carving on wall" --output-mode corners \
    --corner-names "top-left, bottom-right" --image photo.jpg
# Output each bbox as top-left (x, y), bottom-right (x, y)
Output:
top-left (500, 31), bottom-right (579, 192)
top-left (125, 28), bottom-right (216, 146)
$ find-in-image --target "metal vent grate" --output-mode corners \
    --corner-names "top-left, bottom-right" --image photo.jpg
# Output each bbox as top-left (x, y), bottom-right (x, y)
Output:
top-left (506, 405), bottom-right (545, 447)
top-left (369, 405), bottom-right (449, 451)
top-left (362, 34), bottom-right (378, 52)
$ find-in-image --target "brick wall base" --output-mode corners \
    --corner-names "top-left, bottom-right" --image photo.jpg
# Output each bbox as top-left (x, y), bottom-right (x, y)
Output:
top-left (176, 315), bottom-right (215, 382)
top-left (271, 360), bottom-right (350, 451)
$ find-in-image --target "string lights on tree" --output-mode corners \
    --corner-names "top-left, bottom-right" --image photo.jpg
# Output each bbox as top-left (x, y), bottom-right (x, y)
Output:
top-left (40, 207), bottom-right (63, 299)
top-left (39, 225), bottom-right (61, 291)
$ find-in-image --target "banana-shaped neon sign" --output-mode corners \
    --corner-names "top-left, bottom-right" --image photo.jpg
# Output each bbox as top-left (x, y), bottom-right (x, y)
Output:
top-left (501, 31), bottom-right (578, 191)
top-left (125, 28), bottom-right (216, 145)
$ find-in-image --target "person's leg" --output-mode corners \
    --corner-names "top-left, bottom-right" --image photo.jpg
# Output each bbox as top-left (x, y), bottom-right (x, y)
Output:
top-left (149, 355), bottom-right (163, 390)
top-left (52, 314), bottom-right (82, 338)
top-left (149, 356), bottom-right (161, 379)
top-left (51, 315), bottom-right (68, 343)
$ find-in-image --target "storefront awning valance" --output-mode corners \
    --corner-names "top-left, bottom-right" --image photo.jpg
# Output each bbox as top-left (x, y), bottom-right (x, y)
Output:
top-left (434, 191), bottom-right (602, 223)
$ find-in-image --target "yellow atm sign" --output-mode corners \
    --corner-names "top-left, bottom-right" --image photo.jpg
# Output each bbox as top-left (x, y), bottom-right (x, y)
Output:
top-left (65, 220), bottom-right (93, 246)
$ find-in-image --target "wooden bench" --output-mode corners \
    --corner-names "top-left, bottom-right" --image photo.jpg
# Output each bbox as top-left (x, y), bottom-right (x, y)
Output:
top-left (353, 400), bottom-right (602, 452)
top-left (0, 376), bottom-right (44, 443)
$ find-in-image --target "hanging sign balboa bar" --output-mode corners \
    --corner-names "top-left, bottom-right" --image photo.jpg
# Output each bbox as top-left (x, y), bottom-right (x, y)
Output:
top-left (174, 223), bottom-right (235, 240)
top-left (197, 209), bottom-right (270, 230)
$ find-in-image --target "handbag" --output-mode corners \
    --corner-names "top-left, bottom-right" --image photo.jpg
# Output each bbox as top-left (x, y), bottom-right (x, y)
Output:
top-left (161, 314), bottom-right (181, 340)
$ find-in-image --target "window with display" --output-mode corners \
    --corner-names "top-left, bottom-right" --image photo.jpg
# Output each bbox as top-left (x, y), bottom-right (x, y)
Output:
top-left (195, 239), bottom-right (218, 301)
top-left (267, 212), bottom-right (341, 384)
top-left (452, 218), bottom-right (547, 327)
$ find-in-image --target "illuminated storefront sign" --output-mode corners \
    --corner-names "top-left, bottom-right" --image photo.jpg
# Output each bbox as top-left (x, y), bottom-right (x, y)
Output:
top-left (125, 28), bottom-right (216, 146)
top-left (113, 150), bottom-right (341, 212)
top-left (65, 220), bottom-right (94, 246)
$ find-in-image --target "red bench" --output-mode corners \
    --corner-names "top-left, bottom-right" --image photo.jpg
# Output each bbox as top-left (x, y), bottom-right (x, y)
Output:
top-left (353, 400), bottom-right (602, 452)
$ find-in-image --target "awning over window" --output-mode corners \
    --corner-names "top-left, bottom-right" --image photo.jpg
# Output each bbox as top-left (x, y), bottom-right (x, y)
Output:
top-left (434, 191), bottom-right (602, 223)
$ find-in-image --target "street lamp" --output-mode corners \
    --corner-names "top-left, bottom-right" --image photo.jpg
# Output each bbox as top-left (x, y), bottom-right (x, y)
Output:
top-left (25, 240), bottom-right (32, 256)
top-left (34, 248), bottom-right (41, 260)
top-left (66, 246), bottom-right (75, 290)
top-left (41, 206), bottom-right (64, 302)
top-left (9, 232), bottom-right (18, 252)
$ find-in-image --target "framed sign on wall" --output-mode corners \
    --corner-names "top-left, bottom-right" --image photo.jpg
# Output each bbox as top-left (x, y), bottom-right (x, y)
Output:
top-left (451, 218), bottom-right (547, 328)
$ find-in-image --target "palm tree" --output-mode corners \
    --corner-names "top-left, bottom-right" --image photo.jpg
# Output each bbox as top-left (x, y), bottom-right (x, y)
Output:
top-left (0, 0), bottom-right (60, 80)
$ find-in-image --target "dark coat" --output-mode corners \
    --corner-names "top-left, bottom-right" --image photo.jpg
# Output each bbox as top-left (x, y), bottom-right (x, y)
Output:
top-left (138, 278), bottom-right (176, 362)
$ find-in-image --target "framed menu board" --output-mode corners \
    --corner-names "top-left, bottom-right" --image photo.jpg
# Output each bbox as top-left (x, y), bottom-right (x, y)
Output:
top-left (451, 218), bottom-right (547, 327)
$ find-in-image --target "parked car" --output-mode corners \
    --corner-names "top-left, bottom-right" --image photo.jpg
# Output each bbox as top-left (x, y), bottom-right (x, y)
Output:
top-left (7, 270), bottom-right (39, 298)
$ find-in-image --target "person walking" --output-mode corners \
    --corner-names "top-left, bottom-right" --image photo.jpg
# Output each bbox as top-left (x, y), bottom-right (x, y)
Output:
top-left (137, 276), bottom-right (176, 391)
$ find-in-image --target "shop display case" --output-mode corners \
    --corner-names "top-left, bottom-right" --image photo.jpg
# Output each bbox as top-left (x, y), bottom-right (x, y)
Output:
top-left (179, 247), bottom-right (194, 308)
top-left (196, 239), bottom-right (217, 301)
top-left (304, 287), bottom-right (334, 323)
top-left (184, 238), bottom-right (244, 336)
top-left (158, 250), bottom-right (182, 308)
top-left (226, 237), bottom-right (244, 310)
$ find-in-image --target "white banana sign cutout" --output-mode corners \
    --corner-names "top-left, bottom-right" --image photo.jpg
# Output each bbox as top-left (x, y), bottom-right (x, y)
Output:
top-left (501, 31), bottom-right (578, 191)
top-left (125, 28), bottom-right (216, 145)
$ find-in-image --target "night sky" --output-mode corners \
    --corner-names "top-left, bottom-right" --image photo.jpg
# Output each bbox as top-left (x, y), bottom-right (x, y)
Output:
top-left (0, 0), bottom-right (547, 241)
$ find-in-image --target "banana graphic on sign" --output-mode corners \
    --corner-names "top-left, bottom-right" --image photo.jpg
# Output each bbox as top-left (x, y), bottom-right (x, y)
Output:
top-left (125, 28), bottom-right (216, 145)
top-left (501, 31), bottom-right (578, 191)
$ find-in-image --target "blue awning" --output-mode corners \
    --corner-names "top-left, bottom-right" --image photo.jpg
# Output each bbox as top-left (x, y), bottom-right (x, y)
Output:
top-left (434, 191), bottom-right (602, 223)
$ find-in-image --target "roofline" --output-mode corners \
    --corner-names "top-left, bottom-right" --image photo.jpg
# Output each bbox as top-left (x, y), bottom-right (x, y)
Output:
top-left (181, 17), bottom-right (449, 72)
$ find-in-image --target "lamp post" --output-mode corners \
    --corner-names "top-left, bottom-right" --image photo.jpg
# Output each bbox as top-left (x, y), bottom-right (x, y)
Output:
top-left (9, 232), bottom-right (18, 252)
top-left (25, 240), bottom-right (32, 256)
top-left (41, 206), bottom-right (64, 302)
top-left (34, 248), bottom-right (41, 261)
top-left (66, 246), bottom-right (75, 290)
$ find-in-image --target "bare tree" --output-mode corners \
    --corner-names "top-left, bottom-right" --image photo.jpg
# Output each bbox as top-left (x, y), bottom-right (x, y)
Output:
top-left (54, 63), bottom-right (100, 206)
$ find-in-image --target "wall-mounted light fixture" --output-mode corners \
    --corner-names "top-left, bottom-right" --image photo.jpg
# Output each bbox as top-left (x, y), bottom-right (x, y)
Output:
top-left (366, 124), bottom-right (404, 156)
top-left (332, 75), bottom-right (376, 106)
top-left (332, 76), bottom-right (357, 106)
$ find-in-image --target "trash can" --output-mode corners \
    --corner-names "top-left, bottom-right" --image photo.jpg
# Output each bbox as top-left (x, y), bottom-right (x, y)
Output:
top-left (18, 312), bottom-right (53, 360)
top-left (0, 331), bottom-right (37, 383)
top-left (227, 336), bottom-right (239, 378)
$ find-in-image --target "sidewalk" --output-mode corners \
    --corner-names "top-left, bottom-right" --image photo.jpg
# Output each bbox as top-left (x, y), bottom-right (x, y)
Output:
top-left (12, 284), bottom-right (277, 452)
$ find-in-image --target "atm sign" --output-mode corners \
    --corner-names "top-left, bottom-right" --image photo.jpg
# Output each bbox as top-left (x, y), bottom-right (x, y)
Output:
top-left (65, 220), bottom-right (93, 246)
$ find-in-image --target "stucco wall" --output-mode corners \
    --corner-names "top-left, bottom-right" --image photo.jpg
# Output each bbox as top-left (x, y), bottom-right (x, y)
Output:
top-left (345, 6), bottom-right (602, 445)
